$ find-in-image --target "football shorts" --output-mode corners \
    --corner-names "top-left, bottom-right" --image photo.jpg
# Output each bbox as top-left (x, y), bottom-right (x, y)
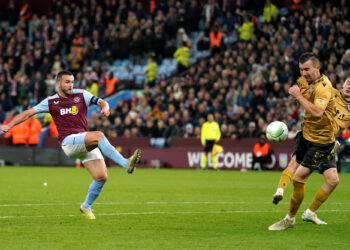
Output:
top-left (61, 132), bottom-right (104, 163)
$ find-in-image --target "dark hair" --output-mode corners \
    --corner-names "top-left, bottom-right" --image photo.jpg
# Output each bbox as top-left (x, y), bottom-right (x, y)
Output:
top-left (56, 70), bottom-right (73, 82)
top-left (299, 52), bottom-right (319, 66)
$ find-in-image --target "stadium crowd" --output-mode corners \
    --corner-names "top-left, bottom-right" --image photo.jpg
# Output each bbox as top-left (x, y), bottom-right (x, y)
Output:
top-left (0, 0), bottom-right (350, 145)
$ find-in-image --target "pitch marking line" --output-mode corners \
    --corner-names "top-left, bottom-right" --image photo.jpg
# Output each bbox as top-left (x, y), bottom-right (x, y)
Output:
top-left (1, 201), bottom-right (350, 207)
top-left (0, 209), bottom-right (349, 219)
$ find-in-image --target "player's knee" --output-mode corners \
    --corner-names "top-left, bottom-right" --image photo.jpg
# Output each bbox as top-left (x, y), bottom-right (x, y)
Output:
top-left (327, 176), bottom-right (339, 188)
top-left (95, 174), bottom-right (108, 183)
top-left (94, 131), bottom-right (105, 141)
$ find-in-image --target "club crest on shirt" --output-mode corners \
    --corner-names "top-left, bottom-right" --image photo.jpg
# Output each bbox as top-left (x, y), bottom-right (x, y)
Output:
top-left (74, 97), bottom-right (80, 103)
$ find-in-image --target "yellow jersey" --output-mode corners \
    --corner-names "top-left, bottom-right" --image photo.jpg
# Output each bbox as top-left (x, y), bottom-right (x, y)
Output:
top-left (333, 88), bottom-right (350, 136)
top-left (297, 75), bottom-right (335, 144)
top-left (298, 77), bottom-right (350, 137)
top-left (201, 121), bottom-right (221, 145)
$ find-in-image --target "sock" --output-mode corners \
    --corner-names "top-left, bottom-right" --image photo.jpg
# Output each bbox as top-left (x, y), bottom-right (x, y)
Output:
top-left (98, 137), bottom-right (128, 168)
top-left (212, 155), bottom-right (217, 169)
top-left (288, 179), bottom-right (305, 217)
top-left (308, 187), bottom-right (329, 212)
top-left (277, 169), bottom-right (293, 189)
top-left (201, 154), bottom-right (207, 169)
top-left (82, 180), bottom-right (105, 208)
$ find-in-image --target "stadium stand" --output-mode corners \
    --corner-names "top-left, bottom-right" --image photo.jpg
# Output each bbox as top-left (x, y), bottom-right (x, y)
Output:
top-left (0, 0), bottom-right (350, 145)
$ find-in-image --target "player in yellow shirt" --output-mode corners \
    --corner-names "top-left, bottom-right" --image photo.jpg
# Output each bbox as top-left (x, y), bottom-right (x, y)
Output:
top-left (272, 76), bottom-right (350, 205)
top-left (201, 113), bottom-right (221, 170)
top-left (269, 52), bottom-right (339, 231)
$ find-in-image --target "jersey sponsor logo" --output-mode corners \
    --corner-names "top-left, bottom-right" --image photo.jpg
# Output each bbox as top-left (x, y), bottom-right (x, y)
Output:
top-left (54, 101), bottom-right (59, 104)
top-left (74, 97), bottom-right (80, 103)
top-left (60, 105), bottom-right (79, 115)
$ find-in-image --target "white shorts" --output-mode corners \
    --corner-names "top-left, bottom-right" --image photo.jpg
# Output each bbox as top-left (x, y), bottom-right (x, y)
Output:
top-left (61, 132), bottom-right (104, 164)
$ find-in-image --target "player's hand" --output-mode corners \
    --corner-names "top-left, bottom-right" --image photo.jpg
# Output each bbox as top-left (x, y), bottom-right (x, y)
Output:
top-left (288, 85), bottom-right (302, 99)
top-left (1, 124), bottom-right (10, 133)
top-left (100, 107), bottom-right (110, 117)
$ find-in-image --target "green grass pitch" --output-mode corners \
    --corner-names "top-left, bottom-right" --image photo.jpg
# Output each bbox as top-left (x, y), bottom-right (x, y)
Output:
top-left (1, 167), bottom-right (350, 249)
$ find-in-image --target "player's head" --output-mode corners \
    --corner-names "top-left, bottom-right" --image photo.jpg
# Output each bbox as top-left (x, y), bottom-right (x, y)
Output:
top-left (342, 76), bottom-right (350, 98)
top-left (298, 52), bottom-right (320, 83)
top-left (56, 70), bottom-right (74, 96)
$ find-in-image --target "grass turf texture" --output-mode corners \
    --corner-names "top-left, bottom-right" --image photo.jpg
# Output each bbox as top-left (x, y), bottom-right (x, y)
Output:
top-left (1, 167), bottom-right (350, 249)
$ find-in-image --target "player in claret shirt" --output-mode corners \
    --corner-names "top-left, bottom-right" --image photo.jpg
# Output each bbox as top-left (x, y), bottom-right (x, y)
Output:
top-left (2, 71), bottom-right (141, 220)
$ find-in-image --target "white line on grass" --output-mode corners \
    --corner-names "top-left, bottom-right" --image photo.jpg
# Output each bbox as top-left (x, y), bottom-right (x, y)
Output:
top-left (1, 201), bottom-right (350, 207)
top-left (0, 209), bottom-right (350, 219)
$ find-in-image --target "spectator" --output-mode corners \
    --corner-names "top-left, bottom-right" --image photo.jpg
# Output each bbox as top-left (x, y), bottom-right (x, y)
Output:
top-left (176, 28), bottom-right (189, 48)
top-left (263, 0), bottom-right (278, 24)
top-left (4, 119), bottom-right (29, 146)
top-left (67, 46), bottom-right (83, 75)
top-left (209, 24), bottom-right (225, 55)
top-left (245, 121), bottom-right (260, 138)
top-left (104, 72), bottom-right (119, 96)
top-left (184, 123), bottom-right (195, 138)
top-left (139, 119), bottom-right (154, 137)
top-left (174, 41), bottom-right (191, 74)
top-left (164, 117), bottom-right (183, 140)
top-left (238, 16), bottom-right (254, 41)
top-left (29, 71), bottom-right (46, 104)
top-left (252, 133), bottom-right (272, 170)
top-left (150, 119), bottom-right (166, 148)
top-left (27, 115), bottom-right (42, 146)
top-left (84, 66), bottom-right (98, 83)
top-left (85, 80), bottom-right (98, 97)
top-left (196, 34), bottom-right (210, 51)
top-left (145, 56), bottom-right (158, 88)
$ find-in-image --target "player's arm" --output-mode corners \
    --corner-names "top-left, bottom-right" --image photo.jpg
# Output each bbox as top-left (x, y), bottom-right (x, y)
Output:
top-left (288, 85), bottom-right (324, 117)
top-left (2, 108), bottom-right (37, 133)
top-left (97, 99), bottom-right (110, 117)
top-left (82, 90), bottom-right (110, 117)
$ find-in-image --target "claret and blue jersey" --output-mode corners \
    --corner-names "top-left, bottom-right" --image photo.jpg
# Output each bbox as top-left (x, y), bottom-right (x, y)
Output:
top-left (33, 89), bottom-right (100, 143)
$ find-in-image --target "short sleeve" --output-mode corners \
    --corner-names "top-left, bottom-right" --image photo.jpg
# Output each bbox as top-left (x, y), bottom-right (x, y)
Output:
top-left (83, 90), bottom-right (100, 106)
top-left (33, 98), bottom-right (49, 113)
top-left (314, 83), bottom-right (332, 111)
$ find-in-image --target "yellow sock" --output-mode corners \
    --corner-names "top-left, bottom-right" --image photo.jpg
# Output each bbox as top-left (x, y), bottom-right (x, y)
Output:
top-left (309, 187), bottom-right (329, 212)
top-left (212, 155), bottom-right (217, 169)
top-left (201, 154), bottom-right (207, 169)
top-left (277, 169), bottom-right (293, 189)
top-left (288, 179), bottom-right (305, 217)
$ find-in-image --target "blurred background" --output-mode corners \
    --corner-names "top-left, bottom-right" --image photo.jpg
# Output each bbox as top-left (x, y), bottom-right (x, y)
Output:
top-left (0, 0), bottom-right (349, 170)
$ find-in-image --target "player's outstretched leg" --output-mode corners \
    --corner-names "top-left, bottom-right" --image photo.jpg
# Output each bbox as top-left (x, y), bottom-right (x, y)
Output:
top-left (96, 136), bottom-right (141, 172)
top-left (126, 149), bottom-right (141, 174)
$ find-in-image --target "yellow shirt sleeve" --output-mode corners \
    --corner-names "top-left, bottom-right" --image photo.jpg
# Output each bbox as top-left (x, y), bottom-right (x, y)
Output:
top-left (313, 83), bottom-right (332, 111)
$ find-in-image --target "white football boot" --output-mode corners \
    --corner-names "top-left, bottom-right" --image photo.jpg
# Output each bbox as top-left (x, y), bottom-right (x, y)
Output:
top-left (268, 214), bottom-right (295, 231)
top-left (302, 209), bottom-right (327, 224)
